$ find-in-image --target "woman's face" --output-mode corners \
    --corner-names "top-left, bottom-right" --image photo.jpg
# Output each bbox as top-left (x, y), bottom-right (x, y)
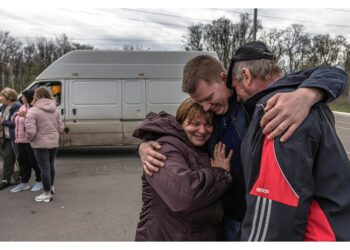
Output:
top-left (21, 95), bottom-right (28, 104)
top-left (182, 113), bottom-right (213, 147)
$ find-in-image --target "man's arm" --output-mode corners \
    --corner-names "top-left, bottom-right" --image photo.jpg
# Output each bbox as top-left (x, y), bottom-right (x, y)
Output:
top-left (138, 141), bottom-right (166, 176)
top-left (260, 66), bottom-right (348, 142)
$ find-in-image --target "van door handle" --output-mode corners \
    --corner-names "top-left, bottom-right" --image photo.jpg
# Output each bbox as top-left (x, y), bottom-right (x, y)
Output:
top-left (72, 108), bottom-right (77, 115)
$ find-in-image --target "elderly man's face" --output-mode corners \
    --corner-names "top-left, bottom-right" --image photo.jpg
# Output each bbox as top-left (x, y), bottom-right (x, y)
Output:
top-left (232, 76), bottom-right (252, 102)
top-left (231, 69), bottom-right (263, 102)
top-left (189, 79), bottom-right (233, 116)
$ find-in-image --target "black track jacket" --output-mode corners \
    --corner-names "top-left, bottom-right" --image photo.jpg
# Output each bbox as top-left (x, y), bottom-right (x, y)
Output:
top-left (240, 79), bottom-right (350, 241)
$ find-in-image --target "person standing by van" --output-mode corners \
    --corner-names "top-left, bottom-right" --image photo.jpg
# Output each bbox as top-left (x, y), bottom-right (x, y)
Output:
top-left (10, 90), bottom-right (43, 193)
top-left (25, 87), bottom-right (63, 202)
top-left (0, 88), bottom-right (21, 190)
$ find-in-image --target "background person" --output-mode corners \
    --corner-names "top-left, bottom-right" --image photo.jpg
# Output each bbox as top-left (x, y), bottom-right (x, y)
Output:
top-left (133, 98), bottom-right (232, 241)
top-left (25, 87), bottom-right (63, 203)
top-left (0, 87), bottom-right (21, 190)
top-left (10, 89), bottom-right (42, 193)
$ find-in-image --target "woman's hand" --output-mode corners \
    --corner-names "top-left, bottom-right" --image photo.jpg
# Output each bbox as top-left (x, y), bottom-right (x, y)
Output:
top-left (210, 142), bottom-right (233, 172)
top-left (18, 110), bottom-right (27, 117)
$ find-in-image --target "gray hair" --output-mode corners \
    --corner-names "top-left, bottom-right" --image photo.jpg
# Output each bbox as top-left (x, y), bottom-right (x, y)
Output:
top-left (232, 59), bottom-right (283, 82)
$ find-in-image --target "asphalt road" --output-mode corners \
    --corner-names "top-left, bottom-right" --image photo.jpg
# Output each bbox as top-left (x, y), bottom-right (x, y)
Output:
top-left (0, 146), bottom-right (143, 241)
top-left (334, 112), bottom-right (350, 159)
top-left (0, 112), bottom-right (349, 241)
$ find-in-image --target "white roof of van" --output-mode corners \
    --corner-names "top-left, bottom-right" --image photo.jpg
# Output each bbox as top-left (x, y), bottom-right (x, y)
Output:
top-left (36, 50), bottom-right (218, 80)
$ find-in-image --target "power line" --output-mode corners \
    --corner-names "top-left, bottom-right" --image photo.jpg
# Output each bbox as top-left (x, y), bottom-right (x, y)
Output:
top-left (122, 8), bottom-right (212, 22)
top-left (214, 8), bottom-right (350, 29)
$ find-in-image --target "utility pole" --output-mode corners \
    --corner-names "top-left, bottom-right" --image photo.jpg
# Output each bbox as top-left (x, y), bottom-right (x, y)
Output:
top-left (253, 8), bottom-right (258, 41)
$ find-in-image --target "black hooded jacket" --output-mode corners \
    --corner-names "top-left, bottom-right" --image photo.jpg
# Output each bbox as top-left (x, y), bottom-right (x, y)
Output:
top-left (240, 78), bottom-right (350, 241)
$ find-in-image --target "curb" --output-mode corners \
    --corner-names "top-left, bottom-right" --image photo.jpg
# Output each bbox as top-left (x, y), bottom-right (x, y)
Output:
top-left (333, 111), bottom-right (350, 116)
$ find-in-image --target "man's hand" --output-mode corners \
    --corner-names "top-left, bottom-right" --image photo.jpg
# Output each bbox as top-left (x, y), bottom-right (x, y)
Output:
top-left (138, 141), bottom-right (166, 176)
top-left (260, 88), bottom-right (324, 142)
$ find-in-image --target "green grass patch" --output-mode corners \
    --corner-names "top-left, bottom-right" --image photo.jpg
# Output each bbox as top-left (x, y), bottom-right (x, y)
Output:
top-left (329, 102), bottom-right (350, 113)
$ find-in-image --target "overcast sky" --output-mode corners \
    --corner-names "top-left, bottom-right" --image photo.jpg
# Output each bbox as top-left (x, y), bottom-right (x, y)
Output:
top-left (1, 1), bottom-right (350, 50)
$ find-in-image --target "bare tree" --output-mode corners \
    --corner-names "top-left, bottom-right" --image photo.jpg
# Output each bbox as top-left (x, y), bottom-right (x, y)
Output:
top-left (0, 31), bottom-right (22, 89)
top-left (231, 13), bottom-right (258, 47)
top-left (184, 24), bottom-right (204, 51)
top-left (203, 17), bottom-right (235, 67)
top-left (184, 14), bottom-right (259, 67)
top-left (306, 34), bottom-right (346, 67)
top-left (281, 24), bottom-right (310, 73)
top-left (260, 28), bottom-right (286, 71)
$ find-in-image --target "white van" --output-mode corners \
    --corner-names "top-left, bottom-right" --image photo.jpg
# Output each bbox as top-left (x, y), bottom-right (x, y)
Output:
top-left (24, 50), bottom-right (217, 147)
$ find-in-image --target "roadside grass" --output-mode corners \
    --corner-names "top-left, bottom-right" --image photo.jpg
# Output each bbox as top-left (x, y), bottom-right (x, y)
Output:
top-left (329, 97), bottom-right (350, 113)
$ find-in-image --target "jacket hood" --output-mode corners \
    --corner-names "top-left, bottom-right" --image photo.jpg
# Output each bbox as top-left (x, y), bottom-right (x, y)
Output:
top-left (133, 111), bottom-right (188, 143)
top-left (34, 98), bottom-right (57, 113)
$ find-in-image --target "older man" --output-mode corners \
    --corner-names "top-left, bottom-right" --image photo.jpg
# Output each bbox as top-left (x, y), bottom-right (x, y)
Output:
top-left (229, 41), bottom-right (350, 241)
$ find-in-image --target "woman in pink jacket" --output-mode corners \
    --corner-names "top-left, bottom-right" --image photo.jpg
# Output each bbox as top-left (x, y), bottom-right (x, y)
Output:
top-left (10, 90), bottom-right (42, 193)
top-left (25, 87), bottom-right (64, 203)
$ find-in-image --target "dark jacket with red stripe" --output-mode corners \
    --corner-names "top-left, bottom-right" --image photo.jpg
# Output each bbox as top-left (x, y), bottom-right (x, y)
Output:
top-left (240, 79), bottom-right (350, 241)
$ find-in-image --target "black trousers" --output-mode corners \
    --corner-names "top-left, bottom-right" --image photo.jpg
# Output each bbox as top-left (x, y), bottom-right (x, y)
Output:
top-left (33, 148), bottom-right (58, 192)
top-left (17, 143), bottom-right (41, 183)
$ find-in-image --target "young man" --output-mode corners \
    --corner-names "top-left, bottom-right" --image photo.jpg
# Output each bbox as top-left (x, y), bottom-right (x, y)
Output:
top-left (138, 41), bottom-right (348, 240)
top-left (229, 41), bottom-right (350, 240)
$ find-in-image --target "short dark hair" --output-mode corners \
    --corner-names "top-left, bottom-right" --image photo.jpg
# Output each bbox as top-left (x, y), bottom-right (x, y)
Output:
top-left (182, 55), bottom-right (225, 94)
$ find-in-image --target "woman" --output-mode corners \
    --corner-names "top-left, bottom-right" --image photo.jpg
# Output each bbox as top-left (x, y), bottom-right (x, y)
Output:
top-left (133, 98), bottom-right (233, 241)
top-left (0, 88), bottom-right (21, 190)
top-left (25, 87), bottom-right (63, 202)
top-left (10, 90), bottom-right (43, 193)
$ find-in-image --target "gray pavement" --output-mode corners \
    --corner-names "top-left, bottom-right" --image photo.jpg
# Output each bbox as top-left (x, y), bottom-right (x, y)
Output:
top-left (334, 112), bottom-right (350, 159)
top-left (0, 147), bottom-right (143, 241)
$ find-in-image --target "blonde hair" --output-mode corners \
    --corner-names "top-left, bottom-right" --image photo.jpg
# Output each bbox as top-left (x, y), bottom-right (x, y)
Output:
top-left (32, 87), bottom-right (54, 105)
top-left (176, 98), bottom-right (213, 126)
top-left (182, 55), bottom-right (225, 94)
top-left (0, 87), bottom-right (18, 102)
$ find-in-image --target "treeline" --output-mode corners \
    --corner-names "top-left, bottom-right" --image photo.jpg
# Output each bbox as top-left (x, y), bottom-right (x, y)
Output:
top-left (184, 14), bottom-right (350, 101)
top-left (0, 32), bottom-right (93, 91)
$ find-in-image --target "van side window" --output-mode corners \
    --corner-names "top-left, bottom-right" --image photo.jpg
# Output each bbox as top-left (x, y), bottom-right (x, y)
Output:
top-left (29, 81), bottom-right (62, 106)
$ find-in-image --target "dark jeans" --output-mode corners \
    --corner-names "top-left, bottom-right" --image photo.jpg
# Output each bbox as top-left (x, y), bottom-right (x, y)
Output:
top-left (220, 217), bottom-right (241, 241)
top-left (17, 143), bottom-right (41, 183)
top-left (1, 138), bottom-right (16, 183)
top-left (33, 148), bottom-right (58, 192)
